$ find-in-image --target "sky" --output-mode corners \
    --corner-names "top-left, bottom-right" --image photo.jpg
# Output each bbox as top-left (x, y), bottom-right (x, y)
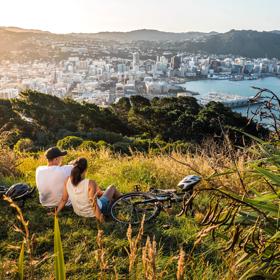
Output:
top-left (0, 0), bottom-right (280, 34)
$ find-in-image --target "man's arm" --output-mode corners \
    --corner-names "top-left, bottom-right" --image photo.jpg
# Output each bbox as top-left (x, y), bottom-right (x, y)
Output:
top-left (88, 180), bottom-right (105, 223)
top-left (56, 178), bottom-right (69, 215)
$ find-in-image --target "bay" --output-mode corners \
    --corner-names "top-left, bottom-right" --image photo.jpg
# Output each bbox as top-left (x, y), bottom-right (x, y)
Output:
top-left (180, 77), bottom-right (280, 118)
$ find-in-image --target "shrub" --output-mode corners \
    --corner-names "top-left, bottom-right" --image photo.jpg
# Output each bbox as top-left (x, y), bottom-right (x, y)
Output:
top-left (14, 138), bottom-right (35, 153)
top-left (112, 141), bottom-right (131, 154)
top-left (86, 128), bottom-right (128, 144)
top-left (79, 140), bottom-right (108, 151)
top-left (57, 136), bottom-right (83, 150)
top-left (79, 140), bottom-right (98, 150)
top-left (96, 140), bottom-right (108, 148)
top-left (131, 138), bottom-right (168, 153)
top-left (0, 129), bottom-right (22, 147)
top-left (197, 139), bottom-right (280, 279)
top-left (0, 135), bottom-right (19, 178)
top-left (0, 143), bottom-right (19, 177)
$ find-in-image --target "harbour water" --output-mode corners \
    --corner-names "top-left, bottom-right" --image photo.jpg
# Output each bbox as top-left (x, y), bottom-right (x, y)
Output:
top-left (180, 77), bottom-right (280, 117)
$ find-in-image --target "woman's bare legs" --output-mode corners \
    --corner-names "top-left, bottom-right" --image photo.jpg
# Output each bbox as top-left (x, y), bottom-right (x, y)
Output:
top-left (102, 185), bottom-right (122, 202)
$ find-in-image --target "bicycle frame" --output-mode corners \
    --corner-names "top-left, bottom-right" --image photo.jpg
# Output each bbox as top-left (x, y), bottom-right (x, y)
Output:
top-left (111, 176), bottom-right (200, 225)
top-left (133, 191), bottom-right (189, 207)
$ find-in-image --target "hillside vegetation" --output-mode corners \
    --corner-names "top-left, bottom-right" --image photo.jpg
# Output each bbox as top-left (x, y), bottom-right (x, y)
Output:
top-left (0, 135), bottom-right (280, 279)
top-left (0, 143), bottom-right (254, 279)
top-left (0, 91), bottom-right (279, 279)
top-left (0, 90), bottom-right (266, 151)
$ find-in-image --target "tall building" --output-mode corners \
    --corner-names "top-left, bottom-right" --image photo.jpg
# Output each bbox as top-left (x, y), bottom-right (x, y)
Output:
top-left (132, 52), bottom-right (140, 70)
top-left (171, 56), bottom-right (181, 69)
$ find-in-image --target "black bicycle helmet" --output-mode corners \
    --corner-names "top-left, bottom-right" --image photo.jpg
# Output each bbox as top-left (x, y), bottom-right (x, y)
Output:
top-left (177, 175), bottom-right (201, 192)
top-left (5, 183), bottom-right (35, 201)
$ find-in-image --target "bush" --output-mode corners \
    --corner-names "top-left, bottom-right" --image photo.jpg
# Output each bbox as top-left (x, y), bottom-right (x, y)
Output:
top-left (0, 142), bottom-right (19, 177)
top-left (79, 140), bottom-right (98, 150)
top-left (86, 128), bottom-right (128, 144)
top-left (1, 129), bottom-right (22, 147)
top-left (79, 140), bottom-right (108, 151)
top-left (96, 140), bottom-right (108, 148)
top-left (57, 136), bottom-right (83, 150)
top-left (112, 141), bottom-right (131, 154)
top-left (14, 138), bottom-right (35, 153)
top-left (131, 139), bottom-right (151, 152)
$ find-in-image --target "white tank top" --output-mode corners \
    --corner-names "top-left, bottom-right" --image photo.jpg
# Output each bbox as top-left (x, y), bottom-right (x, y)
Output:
top-left (66, 178), bottom-right (95, 218)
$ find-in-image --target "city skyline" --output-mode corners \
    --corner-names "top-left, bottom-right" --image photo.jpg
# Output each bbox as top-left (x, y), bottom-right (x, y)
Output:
top-left (1, 0), bottom-right (280, 34)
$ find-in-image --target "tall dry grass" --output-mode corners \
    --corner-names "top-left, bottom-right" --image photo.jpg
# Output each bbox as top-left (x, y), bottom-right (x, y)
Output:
top-left (17, 140), bottom-right (253, 195)
top-left (0, 138), bottom-right (19, 178)
top-left (142, 236), bottom-right (157, 280)
top-left (2, 139), bottom-right (258, 279)
top-left (126, 217), bottom-right (144, 277)
top-left (176, 248), bottom-right (186, 280)
top-left (94, 229), bottom-right (109, 279)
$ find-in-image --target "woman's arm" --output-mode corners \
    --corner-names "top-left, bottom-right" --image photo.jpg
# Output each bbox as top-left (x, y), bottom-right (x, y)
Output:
top-left (88, 180), bottom-right (105, 223)
top-left (56, 178), bottom-right (69, 215)
top-left (92, 181), bottom-right (103, 197)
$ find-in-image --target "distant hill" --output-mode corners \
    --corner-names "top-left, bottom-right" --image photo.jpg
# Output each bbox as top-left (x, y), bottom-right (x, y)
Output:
top-left (73, 29), bottom-right (280, 58)
top-left (0, 27), bottom-right (56, 54)
top-left (1, 27), bottom-right (280, 58)
top-left (181, 30), bottom-right (280, 58)
top-left (78, 29), bottom-right (213, 41)
top-left (0, 26), bottom-right (50, 34)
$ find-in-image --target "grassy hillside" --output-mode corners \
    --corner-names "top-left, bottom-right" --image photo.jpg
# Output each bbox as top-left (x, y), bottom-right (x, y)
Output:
top-left (1, 144), bottom-right (251, 279)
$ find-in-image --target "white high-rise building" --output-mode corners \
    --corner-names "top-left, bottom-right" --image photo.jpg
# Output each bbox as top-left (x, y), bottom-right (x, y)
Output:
top-left (132, 52), bottom-right (140, 70)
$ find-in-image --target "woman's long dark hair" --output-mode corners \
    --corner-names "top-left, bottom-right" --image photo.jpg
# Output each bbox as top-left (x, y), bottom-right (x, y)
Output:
top-left (70, 157), bottom-right (88, 186)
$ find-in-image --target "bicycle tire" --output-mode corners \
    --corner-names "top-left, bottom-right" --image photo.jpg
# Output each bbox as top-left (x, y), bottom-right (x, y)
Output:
top-left (110, 192), bottom-right (161, 225)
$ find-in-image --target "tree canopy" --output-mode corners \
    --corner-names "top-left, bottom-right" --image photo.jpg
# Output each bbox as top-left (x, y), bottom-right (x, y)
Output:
top-left (0, 90), bottom-right (267, 148)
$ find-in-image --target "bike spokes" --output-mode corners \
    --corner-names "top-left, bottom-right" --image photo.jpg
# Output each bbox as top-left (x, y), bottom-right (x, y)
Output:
top-left (111, 193), bottom-right (160, 225)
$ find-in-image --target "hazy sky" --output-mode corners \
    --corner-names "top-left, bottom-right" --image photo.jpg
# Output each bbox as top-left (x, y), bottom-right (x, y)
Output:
top-left (0, 0), bottom-right (279, 33)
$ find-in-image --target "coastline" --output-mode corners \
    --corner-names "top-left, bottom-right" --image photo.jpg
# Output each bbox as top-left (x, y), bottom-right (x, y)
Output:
top-left (175, 76), bottom-right (280, 119)
top-left (176, 74), bottom-right (280, 85)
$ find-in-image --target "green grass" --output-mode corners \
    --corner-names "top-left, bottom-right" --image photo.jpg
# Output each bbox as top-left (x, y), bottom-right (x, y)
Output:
top-left (0, 148), bottom-right (245, 279)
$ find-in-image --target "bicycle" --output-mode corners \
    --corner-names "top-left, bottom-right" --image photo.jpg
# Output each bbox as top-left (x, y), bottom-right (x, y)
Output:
top-left (110, 175), bottom-right (201, 225)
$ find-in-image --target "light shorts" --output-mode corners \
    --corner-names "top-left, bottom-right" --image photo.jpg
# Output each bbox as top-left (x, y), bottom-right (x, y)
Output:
top-left (97, 195), bottom-right (110, 214)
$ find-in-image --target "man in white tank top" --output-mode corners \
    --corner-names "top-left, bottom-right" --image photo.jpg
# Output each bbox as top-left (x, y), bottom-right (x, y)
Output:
top-left (36, 147), bottom-right (73, 207)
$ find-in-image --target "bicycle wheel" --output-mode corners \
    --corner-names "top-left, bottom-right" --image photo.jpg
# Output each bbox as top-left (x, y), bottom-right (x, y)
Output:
top-left (110, 192), bottom-right (161, 225)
